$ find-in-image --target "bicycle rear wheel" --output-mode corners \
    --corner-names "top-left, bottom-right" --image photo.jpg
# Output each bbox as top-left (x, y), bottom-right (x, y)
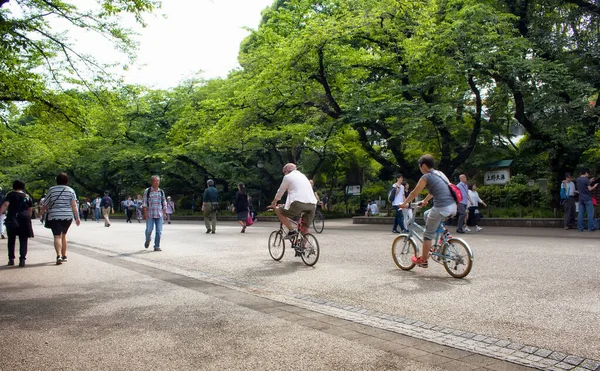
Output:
top-left (300, 233), bottom-right (320, 266)
top-left (268, 230), bottom-right (285, 261)
top-left (442, 238), bottom-right (473, 278)
top-left (312, 211), bottom-right (324, 233)
top-left (391, 235), bottom-right (417, 270)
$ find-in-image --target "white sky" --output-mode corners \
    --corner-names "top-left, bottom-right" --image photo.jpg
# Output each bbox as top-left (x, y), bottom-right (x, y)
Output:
top-left (35, 0), bottom-right (274, 89)
top-left (121, 0), bottom-right (274, 88)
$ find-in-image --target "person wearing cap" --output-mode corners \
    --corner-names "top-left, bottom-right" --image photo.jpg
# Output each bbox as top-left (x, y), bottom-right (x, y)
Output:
top-left (166, 196), bottom-right (175, 224)
top-left (202, 179), bottom-right (219, 234)
top-left (270, 163), bottom-right (317, 238)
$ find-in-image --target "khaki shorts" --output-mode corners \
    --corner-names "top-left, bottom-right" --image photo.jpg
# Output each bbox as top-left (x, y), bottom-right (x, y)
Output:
top-left (279, 202), bottom-right (316, 227)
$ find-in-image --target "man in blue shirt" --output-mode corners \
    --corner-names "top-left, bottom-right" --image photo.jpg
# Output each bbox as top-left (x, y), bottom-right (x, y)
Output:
top-left (456, 174), bottom-right (472, 234)
top-left (576, 169), bottom-right (597, 232)
top-left (202, 179), bottom-right (219, 234)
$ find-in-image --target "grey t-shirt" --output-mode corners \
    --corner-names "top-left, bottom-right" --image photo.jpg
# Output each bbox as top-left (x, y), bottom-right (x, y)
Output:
top-left (42, 185), bottom-right (77, 220)
top-left (422, 170), bottom-right (455, 207)
top-left (576, 176), bottom-right (592, 201)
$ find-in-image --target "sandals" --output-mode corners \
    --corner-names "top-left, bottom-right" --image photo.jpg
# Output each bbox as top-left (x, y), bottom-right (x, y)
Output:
top-left (411, 256), bottom-right (428, 268)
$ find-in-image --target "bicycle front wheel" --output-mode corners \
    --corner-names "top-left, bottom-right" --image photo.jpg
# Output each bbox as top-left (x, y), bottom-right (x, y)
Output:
top-left (391, 234), bottom-right (417, 270)
top-left (312, 211), bottom-right (324, 233)
top-left (268, 230), bottom-right (285, 261)
top-left (300, 233), bottom-right (320, 266)
top-left (442, 238), bottom-right (473, 278)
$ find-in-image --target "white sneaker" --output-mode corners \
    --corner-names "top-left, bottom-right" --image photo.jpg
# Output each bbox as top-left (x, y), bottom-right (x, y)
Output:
top-left (476, 226), bottom-right (483, 232)
top-left (464, 227), bottom-right (471, 232)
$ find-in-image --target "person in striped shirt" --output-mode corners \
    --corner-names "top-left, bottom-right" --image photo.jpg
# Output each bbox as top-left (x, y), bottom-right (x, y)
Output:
top-left (40, 172), bottom-right (80, 265)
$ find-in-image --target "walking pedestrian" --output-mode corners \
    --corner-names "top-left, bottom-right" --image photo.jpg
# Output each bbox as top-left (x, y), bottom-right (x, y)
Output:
top-left (101, 191), bottom-right (114, 227)
top-left (143, 175), bottom-right (167, 251)
top-left (40, 172), bottom-right (81, 265)
top-left (576, 169), bottom-right (597, 232)
top-left (81, 198), bottom-right (90, 221)
top-left (455, 174), bottom-right (472, 233)
top-left (562, 173), bottom-right (577, 230)
top-left (202, 179), bottom-right (219, 234)
top-left (233, 183), bottom-right (249, 233)
top-left (94, 195), bottom-right (102, 222)
top-left (0, 188), bottom-right (6, 239)
top-left (166, 196), bottom-right (175, 224)
top-left (135, 194), bottom-right (143, 223)
top-left (467, 183), bottom-right (486, 231)
top-left (0, 180), bottom-right (34, 267)
top-left (123, 195), bottom-right (135, 223)
top-left (390, 174), bottom-right (408, 233)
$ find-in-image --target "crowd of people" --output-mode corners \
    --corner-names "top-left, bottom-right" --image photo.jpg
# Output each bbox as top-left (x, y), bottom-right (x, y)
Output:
top-left (2, 156), bottom-right (597, 268)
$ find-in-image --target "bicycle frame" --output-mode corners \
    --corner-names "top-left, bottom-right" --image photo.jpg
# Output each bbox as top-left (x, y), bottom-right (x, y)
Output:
top-left (404, 203), bottom-right (471, 265)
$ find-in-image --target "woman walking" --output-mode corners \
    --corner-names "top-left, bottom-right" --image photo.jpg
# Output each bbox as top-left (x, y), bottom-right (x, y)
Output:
top-left (0, 180), bottom-right (34, 267)
top-left (233, 183), bottom-right (249, 233)
top-left (166, 196), bottom-right (175, 224)
top-left (40, 173), bottom-right (80, 265)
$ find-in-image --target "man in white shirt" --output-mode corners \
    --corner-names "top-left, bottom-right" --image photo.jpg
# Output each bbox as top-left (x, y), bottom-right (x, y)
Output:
top-left (270, 163), bottom-right (318, 238)
top-left (391, 174), bottom-right (407, 233)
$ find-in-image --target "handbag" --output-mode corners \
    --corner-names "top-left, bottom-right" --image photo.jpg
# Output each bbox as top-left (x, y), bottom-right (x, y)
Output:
top-left (44, 188), bottom-right (67, 228)
top-left (246, 211), bottom-right (254, 226)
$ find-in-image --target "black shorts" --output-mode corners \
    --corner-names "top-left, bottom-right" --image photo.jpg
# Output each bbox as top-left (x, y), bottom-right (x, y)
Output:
top-left (49, 219), bottom-right (72, 236)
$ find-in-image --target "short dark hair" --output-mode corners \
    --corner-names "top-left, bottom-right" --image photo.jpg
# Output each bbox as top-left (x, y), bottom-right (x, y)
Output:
top-left (581, 168), bottom-right (590, 175)
top-left (565, 173), bottom-right (572, 179)
top-left (238, 183), bottom-right (247, 195)
top-left (56, 172), bottom-right (68, 185)
top-left (395, 173), bottom-right (403, 179)
top-left (418, 154), bottom-right (435, 169)
top-left (12, 179), bottom-right (25, 190)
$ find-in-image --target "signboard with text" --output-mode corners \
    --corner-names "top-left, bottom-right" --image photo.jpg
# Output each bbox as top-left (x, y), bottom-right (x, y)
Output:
top-left (345, 185), bottom-right (361, 195)
top-left (484, 169), bottom-right (510, 185)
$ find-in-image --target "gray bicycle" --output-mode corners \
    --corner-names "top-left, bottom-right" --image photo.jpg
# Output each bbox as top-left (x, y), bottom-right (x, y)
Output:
top-left (392, 203), bottom-right (473, 278)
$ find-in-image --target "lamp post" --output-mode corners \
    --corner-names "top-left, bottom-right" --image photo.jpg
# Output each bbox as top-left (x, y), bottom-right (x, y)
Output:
top-left (257, 160), bottom-right (264, 211)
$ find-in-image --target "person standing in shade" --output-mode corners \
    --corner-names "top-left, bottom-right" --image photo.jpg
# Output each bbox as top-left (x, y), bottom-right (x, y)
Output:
top-left (166, 196), bottom-right (175, 224)
top-left (455, 174), bottom-right (472, 233)
top-left (101, 191), bottom-right (114, 227)
top-left (232, 183), bottom-right (249, 233)
top-left (391, 174), bottom-right (407, 233)
top-left (0, 180), bottom-right (34, 267)
top-left (576, 169), bottom-right (597, 232)
top-left (40, 172), bottom-right (80, 265)
top-left (562, 173), bottom-right (577, 230)
top-left (143, 175), bottom-right (167, 251)
top-left (202, 179), bottom-right (219, 234)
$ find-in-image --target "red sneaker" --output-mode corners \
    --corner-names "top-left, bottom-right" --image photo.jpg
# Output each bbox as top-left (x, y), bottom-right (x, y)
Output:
top-left (411, 256), bottom-right (428, 268)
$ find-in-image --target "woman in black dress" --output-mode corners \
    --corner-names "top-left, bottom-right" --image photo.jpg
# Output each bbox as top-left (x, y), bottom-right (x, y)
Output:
top-left (232, 183), bottom-right (249, 233)
top-left (0, 180), bottom-right (34, 267)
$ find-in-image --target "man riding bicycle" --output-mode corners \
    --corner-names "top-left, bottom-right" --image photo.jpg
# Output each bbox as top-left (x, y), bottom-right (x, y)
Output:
top-left (270, 163), bottom-right (317, 239)
top-left (400, 154), bottom-right (457, 268)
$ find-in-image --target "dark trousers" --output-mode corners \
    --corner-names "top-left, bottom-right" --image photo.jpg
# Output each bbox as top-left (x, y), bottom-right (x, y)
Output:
top-left (7, 229), bottom-right (28, 261)
top-left (392, 205), bottom-right (406, 232)
top-left (563, 197), bottom-right (576, 228)
top-left (125, 209), bottom-right (133, 223)
top-left (456, 203), bottom-right (467, 231)
top-left (82, 210), bottom-right (89, 221)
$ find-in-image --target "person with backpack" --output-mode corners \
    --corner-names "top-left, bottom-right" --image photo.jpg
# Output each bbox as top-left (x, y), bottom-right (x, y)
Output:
top-left (389, 173), bottom-right (408, 233)
top-left (101, 191), bottom-right (114, 227)
top-left (143, 175), bottom-right (167, 251)
top-left (0, 180), bottom-right (34, 267)
top-left (400, 154), bottom-right (457, 268)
